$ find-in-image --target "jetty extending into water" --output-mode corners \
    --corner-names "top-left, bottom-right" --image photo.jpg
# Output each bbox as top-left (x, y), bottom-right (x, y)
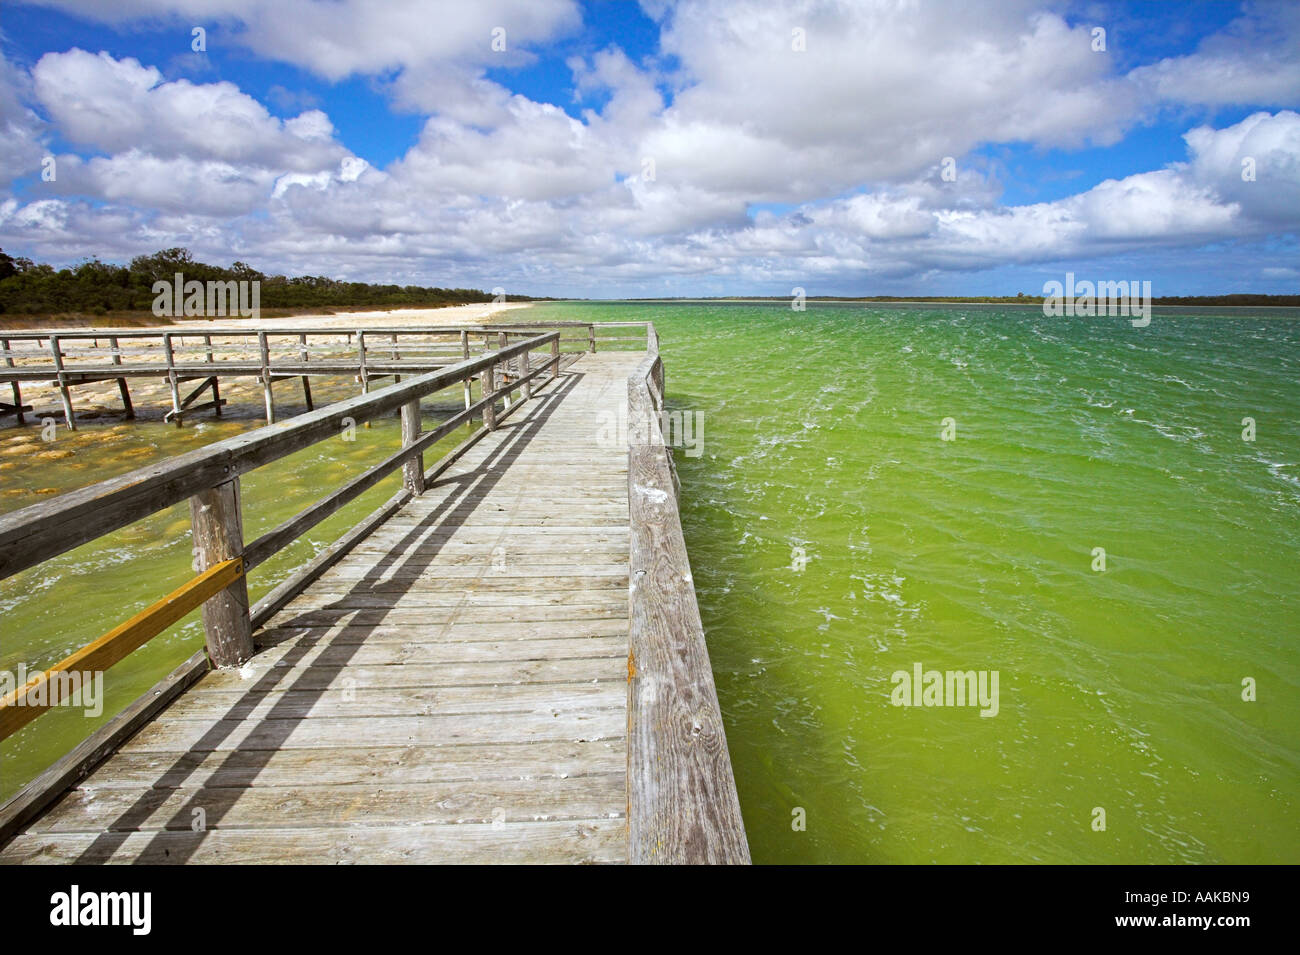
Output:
top-left (0, 321), bottom-right (749, 864)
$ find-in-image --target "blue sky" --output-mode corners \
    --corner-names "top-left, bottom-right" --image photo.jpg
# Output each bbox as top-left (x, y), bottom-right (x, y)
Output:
top-left (0, 0), bottom-right (1297, 297)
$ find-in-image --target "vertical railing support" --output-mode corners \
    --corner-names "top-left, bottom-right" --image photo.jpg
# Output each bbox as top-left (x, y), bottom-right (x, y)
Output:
top-left (588, 324), bottom-right (596, 354)
top-left (162, 333), bottom-right (182, 428)
top-left (550, 335), bottom-right (560, 381)
top-left (109, 335), bottom-right (134, 419)
top-left (49, 335), bottom-right (76, 431)
top-left (498, 331), bottom-right (511, 411)
top-left (357, 331), bottom-right (368, 389)
top-left (357, 330), bottom-right (370, 428)
top-left (189, 479), bottom-right (253, 668)
top-left (482, 359), bottom-right (497, 432)
top-left (401, 398), bottom-right (425, 494)
top-left (258, 331), bottom-right (274, 424)
top-left (2, 335), bottom-right (23, 425)
top-left (298, 333), bottom-right (313, 411)
top-left (460, 330), bottom-right (472, 410)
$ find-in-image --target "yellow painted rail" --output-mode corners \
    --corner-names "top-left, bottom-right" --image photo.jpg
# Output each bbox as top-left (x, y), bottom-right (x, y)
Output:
top-left (0, 557), bottom-right (244, 741)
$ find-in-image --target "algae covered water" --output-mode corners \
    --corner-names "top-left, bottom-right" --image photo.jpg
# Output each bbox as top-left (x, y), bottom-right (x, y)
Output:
top-left (3, 302), bottom-right (1298, 864)
top-left (537, 300), bottom-right (1299, 864)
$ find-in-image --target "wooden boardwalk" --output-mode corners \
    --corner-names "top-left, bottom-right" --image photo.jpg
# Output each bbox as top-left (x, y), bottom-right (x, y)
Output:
top-left (0, 323), bottom-right (748, 864)
top-left (1, 353), bottom-right (642, 864)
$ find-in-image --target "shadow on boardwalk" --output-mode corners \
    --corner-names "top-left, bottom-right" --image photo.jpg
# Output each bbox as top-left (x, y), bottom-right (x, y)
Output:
top-left (69, 371), bottom-right (586, 864)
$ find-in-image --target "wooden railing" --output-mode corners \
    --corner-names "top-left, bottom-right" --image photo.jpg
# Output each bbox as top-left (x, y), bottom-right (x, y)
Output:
top-left (0, 330), bottom-right (563, 747)
top-left (625, 322), bottom-right (750, 863)
top-left (0, 323), bottom-right (605, 427)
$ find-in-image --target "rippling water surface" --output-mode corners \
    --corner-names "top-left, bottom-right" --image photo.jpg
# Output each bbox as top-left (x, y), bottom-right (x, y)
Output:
top-left (3, 302), bottom-right (1297, 864)
top-left (543, 301), bottom-right (1299, 864)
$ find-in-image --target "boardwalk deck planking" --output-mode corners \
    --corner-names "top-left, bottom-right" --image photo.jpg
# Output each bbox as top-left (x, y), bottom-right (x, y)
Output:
top-left (1, 352), bottom-right (644, 864)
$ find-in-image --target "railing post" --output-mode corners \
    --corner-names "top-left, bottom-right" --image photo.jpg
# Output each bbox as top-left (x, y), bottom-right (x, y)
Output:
top-left (357, 330), bottom-right (371, 428)
top-left (588, 324), bottom-right (596, 354)
top-left (161, 333), bottom-right (185, 428)
top-left (48, 335), bottom-right (76, 431)
top-left (109, 335), bottom-right (134, 419)
top-left (482, 359), bottom-right (497, 431)
top-left (498, 331), bottom-right (511, 411)
top-left (189, 479), bottom-right (253, 668)
top-left (2, 337), bottom-right (23, 425)
top-left (357, 329), bottom-right (368, 394)
top-left (401, 398), bottom-right (425, 494)
top-left (551, 335), bottom-right (560, 381)
top-left (258, 330), bottom-right (274, 424)
top-left (298, 333), bottom-right (313, 411)
top-left (460, 330), bottom-right (472, 410)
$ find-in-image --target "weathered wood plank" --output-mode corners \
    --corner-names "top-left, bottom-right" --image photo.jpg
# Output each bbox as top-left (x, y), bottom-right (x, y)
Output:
top-left (1, 819), bottom-right (626, 864)
top-left (626, 348), bottom-right (750, 864)
top-left (53, 739), bottom-right (625, 791)
top-left (200, 656), bottom-right (625, 692)
top-left (118, 709), bottom-right (625, 753)
top-left (239, 634), bottom-right (629, 666)
top-left (168, 681), bottom-right (624, 719)
top-left (245, 618), bottom-right (627, 645)
top-left (29, 775), bottom-right (627, 834)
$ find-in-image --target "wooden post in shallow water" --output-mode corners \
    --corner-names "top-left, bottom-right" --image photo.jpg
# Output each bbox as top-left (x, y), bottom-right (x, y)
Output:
top-left (162, 334), bottom-right (183, 427)
top-left (299, 333), bottom-right (314, 411)
top-left (258, 331), bottom-right (275, 424)
top-left (48, 335), bottom-right (76, 431)
top-left (401, 398), bottom-right (425, 494)
top-left (189, 479), bottom-right (253, 668)
top-left (108, 336), bottom-right (134, 419)
top-left (3, 337), bottom-right (28, 425)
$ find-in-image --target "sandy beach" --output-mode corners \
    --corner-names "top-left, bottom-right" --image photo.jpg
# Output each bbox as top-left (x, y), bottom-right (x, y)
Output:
top-left (1, 301), bottom-right (533, 426)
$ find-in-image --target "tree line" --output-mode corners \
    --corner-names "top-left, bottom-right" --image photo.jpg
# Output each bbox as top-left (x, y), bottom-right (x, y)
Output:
top-left (0, 247), bottom-right (546, 317)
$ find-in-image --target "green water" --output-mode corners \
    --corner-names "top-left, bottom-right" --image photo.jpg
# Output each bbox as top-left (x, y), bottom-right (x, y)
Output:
top-left (3, 303), bottom-right (1297, 864)
top-left (542, 300), bottom-right (1299, 864)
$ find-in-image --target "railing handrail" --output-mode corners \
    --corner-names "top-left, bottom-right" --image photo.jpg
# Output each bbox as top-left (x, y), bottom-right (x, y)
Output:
top-left (0, 326), bottom-right (565, 748)
top-left (0, 324), bottom-right (589, 341)
top-left (0, 331), bottom-right (558, 580)
top-left (625, 320), bottom-right (750, 863)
